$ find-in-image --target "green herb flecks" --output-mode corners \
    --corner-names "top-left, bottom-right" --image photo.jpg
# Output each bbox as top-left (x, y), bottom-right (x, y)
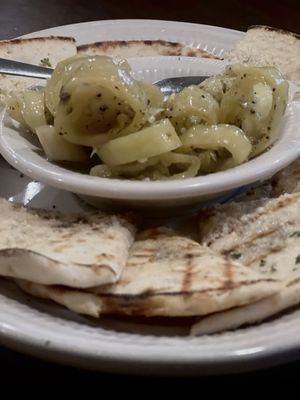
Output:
top-left (290, 231), bottom-right (300, 238)
top-left (230, 253), bottom-right (241, 260)
top-left (270, 265), bottom-right (277, 272)
top-left (295, 255), bottom-right (300, 264)
top-left (40, 57), bottom-right (51, 67)
top-left (259, 259), bottom-right (266, 267)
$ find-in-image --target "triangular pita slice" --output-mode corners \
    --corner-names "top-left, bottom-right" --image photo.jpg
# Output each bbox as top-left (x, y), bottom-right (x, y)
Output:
top-left (269, 158), bottom-right (300, 196)
top-left (199, 192), bottom-right (300, 262)
top-left (191, 285), bottom-right (300, 335)
top-left (0, 199), bottom-right (136, 288)
top-left (193, 192), bottom-right (300, 334)
top-left (225, 25), bottom-right (300, 85)
top-left (234, 158), bottom-right (300, 203)
top-left (77, 40), bottom-right (220, 59)
top-left (16, 228), bottom-right (279, 318)
top-left (0, 36), bottom-right (76, 103)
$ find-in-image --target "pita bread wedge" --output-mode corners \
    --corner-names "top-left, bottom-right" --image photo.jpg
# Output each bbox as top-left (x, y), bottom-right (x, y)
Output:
top-left (0, 198), bottom-right (136, 288)
top-left (16, 228), bottom-right (279, 318)
top-left (226, 158), bottom-right (300, 204)
top-left (77, 40), bottom-right (220, 59)
top-left (269, 158), bottom-right (300, 196)
top-left (191, 285), bottom-right (300, 335)
top-left (199, 192), bottom-right (300, 263)
top-left (226, 25), bottom-right (300, 85)
top-left (0, 36), bottom-right (76, 104)
top-left (193, 192), bottom-right (300, 334)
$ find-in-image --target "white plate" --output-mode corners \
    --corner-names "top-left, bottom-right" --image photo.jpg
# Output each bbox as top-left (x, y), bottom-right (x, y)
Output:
top-left (1, 19), bottom-right (300, 375)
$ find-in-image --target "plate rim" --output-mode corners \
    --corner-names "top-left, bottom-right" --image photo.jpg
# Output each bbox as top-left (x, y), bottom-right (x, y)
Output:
top-left (1, 19), bottom-right (299, 374)
top-left (19, 18), bottom-right (244, 40)
top-left (1, 291), bottom-right (300, 375)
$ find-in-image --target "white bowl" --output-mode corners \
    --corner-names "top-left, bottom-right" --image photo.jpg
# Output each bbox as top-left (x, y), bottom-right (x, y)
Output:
top-left (0, 57), bottom-right (300, 214)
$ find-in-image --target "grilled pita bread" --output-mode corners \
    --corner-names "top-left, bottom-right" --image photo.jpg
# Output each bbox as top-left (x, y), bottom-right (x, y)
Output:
top-left (191, 286), bottom-right (300, 335)
top-left (16, 228), bottom-right (279, 318)
top-left (77, 40), bottom-right (220, 59)
top-left (0, 36), bottom-right (76, 103)
top-left (226, 158), bottom-right (300, 204)
top-left (269, 158), bottom-right (300, 196)
top-left (193, 192), bottom-right (300, 334)
top-left (199, 192), bottom-right (300, 261)
top-left (0, 199), bottom-right (136, 288)
top-left (226, 25), bottom-right (300, 85)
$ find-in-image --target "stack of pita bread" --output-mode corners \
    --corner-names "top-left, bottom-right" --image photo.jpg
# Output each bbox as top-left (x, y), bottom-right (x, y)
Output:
top-left (0, 200), bottom-right (281, 320)
top-left (0, 26), bottom-right (300, 335)
top-left (193, 160), bottom-right (300, 334)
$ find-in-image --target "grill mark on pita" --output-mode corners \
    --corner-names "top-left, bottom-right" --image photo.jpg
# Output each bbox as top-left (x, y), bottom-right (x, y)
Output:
top-left (287, 277), bottom-right (300, 287)
top-left (46, 278), bottom-right (277, 299)
top-left (144, 40), bottom-right (180, 47)
top-left (93, 278), bottom-right (278, 300)
top-left (127, 259), bottom-right (155, 267)
top-left (18, 276), bottom-right (279, 318)
top-left (133, 253), bottom-right (155, 258)
top-left (125, 262), bottom-right (145, 267)
top-left (222, 261), bottom-right (235, 290)
top-left (78, 40), bottom-right (183, 51)
top-left (185, 49), bottom-right (217, 58)
top-left (77, 40), bottom-right (219, 59)
top-left (222, 228), bottom-right (284, 255)
top-left (138, 228), bottom-right (174, 240)
top-left (0, 36), bottom-right (76, 46)
top-left (181, 253), bottom-right (195, 292)
top-left (0, 248), bottom-right (115, 274)
top-left (133, 246), bottom-right (156, 253)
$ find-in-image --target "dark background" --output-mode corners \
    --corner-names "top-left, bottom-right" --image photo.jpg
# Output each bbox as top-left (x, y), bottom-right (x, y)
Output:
top-left (0, 0), bottom-right (299, 39)
top-left (0, 0), bottom-right (300, 392)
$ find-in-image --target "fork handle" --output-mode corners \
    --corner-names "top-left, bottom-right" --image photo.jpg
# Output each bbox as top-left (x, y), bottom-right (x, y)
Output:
top-left (0, 57), bottom-right (53, 79)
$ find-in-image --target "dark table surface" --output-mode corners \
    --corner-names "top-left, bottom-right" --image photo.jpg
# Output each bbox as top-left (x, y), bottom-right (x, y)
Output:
top-left (0, 0), bottom-right (300, 390)
top-left (0, 0), bottom-right (299, 39)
